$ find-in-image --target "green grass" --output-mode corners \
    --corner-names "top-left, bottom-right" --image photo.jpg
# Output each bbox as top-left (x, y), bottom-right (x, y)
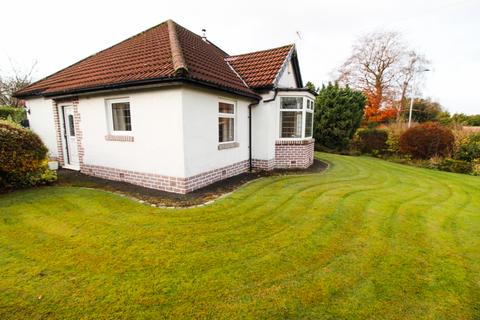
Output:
top-left (1, 153), bottom-right (479, 319)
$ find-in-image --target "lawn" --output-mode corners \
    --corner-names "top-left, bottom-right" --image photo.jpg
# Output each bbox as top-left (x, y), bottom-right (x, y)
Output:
top-left (1, 153), bottom-right (479, 319)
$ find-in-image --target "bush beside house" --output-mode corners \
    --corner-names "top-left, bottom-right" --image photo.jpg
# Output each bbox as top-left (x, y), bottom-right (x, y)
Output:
top-left (0, 106), bottom-right (27, 124)
top-left (314, 82), bottom-right (365, 151)
top-left (0, 120), bottom-right (56, 190)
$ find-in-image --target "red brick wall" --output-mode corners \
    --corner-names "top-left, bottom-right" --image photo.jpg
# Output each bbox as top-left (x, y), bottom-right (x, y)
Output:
top-left (252, 158), bottom-right (275, 171)
top-left (275, 138), bottom-right (315, 169)
top-left (52, 101), bottom-right (65, 165)
top-left (82, 160), bottom-right (249, 194)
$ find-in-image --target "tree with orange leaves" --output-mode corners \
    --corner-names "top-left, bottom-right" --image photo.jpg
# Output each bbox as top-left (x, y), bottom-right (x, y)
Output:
top-left (337, 31), bottom-right (429, 124)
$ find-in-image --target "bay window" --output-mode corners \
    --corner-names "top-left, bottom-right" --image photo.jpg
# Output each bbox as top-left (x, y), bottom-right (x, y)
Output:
top-left (218, 101), bottom-right (235, 143)
top-left (280, 97), bottom-right (314, 139)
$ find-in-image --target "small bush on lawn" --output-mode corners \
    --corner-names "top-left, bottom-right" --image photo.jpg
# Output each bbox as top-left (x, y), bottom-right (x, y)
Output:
top-left (0, 106), bottom-right (27, 123)
top-left (399, 122), bottom-right (454, 159)
top-left (457, 133), bottom-right (480, 162)
top-left (356, 128), bottom-right (388, 155)
top-left (0, 120), bottom-right (56, 189)
top-left (437, 159), bottom-right (473, 174)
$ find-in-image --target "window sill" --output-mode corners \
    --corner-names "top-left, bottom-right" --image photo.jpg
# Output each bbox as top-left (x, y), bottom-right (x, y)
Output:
top-left (275, 138), bottom-right (314, 145)
top-left (105, 134), bottom-right (134, 142)
top-left (218, 142), bottom-right (239, 150)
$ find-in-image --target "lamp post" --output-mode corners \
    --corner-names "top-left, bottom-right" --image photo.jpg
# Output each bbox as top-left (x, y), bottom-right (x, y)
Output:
top-left (408, 68), bottom-right (430, 128)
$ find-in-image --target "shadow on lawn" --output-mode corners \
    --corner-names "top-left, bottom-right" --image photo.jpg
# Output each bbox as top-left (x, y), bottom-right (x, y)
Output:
top-left (56, 160), bottom-right (328, 207)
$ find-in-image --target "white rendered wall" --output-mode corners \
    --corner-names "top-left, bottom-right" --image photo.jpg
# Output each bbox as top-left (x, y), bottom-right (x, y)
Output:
top-left (251, 95), bottom-right (277, 161)
top-left (276, 60), bottom-right (297, 88)
top-left (78, 88), bottom-right (186, 177)
top-left (25, 97), bottom-right (58, 158)
top-left (181, 86), bottom-right (251, 177)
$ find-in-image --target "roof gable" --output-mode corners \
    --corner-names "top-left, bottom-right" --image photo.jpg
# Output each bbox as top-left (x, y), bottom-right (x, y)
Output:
top-left (16, 20), bottom-right (299, 99)
top-left (226, 45), bottom-right (295, 89)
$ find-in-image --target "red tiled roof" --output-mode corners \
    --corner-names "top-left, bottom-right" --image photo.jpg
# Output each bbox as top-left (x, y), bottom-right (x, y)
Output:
top-left (16, 20), bottom-right (294, 99)
top-left (226, 45), bottom-right (294, 89)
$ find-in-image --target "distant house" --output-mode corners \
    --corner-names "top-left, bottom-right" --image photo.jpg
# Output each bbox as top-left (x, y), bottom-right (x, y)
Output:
top-left (15, 20), bottom-right (315, 194)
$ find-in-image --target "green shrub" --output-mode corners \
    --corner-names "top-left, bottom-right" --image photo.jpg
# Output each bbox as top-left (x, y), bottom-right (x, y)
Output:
top-left (472, 160), bottom-right (480, 176)
top-left (0, 106), bottom-right (27, 123)
top-left (457, 133), bottom-right (480, 162)
top-left (438, 159), bottom-right (472, 174)
top-left (356, 128), bottom-right (388, 154)
top-left (0, 120), bottom-right (56, 189)
top-left (399, 123), bottom-right (454, 159)
top-left (386, 130), bottom-right (400, 154)
top-left (314, 83), bottom-right (366, 150)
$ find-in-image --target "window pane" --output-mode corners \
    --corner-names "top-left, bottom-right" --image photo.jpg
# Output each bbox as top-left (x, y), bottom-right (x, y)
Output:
top-left (280, 111), bottom-right (303, 138)
top-left (305, 112), bottom-right (313, 137)
top-left (68, 114), bottom-right (75, 136)
top-left (219, 102), bottom-right (234, 114)
top-left (112, 102), bottom-right (131, 131)
top-left (280, 97), bottom-right (303, 109)
top-left (219, 117), bottom-right (234, 142)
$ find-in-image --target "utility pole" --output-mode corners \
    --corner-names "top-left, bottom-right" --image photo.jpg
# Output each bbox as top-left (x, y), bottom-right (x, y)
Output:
top-left (408, 69), bottom-right (430, 128)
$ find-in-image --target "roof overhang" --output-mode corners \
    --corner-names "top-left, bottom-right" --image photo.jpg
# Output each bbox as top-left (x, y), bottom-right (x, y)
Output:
top-left (15, 77), bottom-right (261, 101)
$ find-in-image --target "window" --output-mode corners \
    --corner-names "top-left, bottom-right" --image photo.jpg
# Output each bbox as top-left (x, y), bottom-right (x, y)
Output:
top-left (218, 101), bottom-right (235, 143)
top-left (305, 112), bottom-right (313, 137)
top-left (279, 97), bottom-right (314, 139)
top-left (106, 99), bottom-right (131, 133)
top-left (68, 114), bottom-right (75, 136)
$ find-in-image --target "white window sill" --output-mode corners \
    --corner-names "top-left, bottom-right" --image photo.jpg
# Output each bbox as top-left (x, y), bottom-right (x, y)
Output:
top-left (276, 138), bottom-right (314, 145)
top-left (105, 134), bottom-right (134, 142)
top-left (218, 142), bottom-right (239, 150)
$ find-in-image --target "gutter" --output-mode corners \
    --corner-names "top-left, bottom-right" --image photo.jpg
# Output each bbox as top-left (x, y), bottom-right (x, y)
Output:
top-left (263, 87), bottom-right (278, 102)
top-left (15, 77), bottom-right (261, 101)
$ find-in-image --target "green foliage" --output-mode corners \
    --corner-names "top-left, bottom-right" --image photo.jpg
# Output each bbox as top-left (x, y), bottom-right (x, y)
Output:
top-left (386, 130), bottom-right (400, 154)
top-left (0, 106), bottom-right (27, 123)
top-left (437, 111), bottom-right (452, 126)
top-left (408, 98), bottom-right (443, 123)
top-left (314, 82), bottom-right (366, 150)
top-left (464, 115), bottom-right (480, 126)
top-left (0, 120), bottom-right (56, 189)
top-left (437, 159), bottom-right (472, 174)
top-left (305, 81), bottom-right (318, 93)
top-left (356, 128), bottom-right (388, 154)
top-left (457, 133), bottom-right (480, 162)
top-left (399, 122), bottom-right (454, 159)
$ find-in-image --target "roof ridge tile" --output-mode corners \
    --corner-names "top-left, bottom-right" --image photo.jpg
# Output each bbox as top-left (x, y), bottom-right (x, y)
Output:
top-left (167, 20), bottom-right (189, 76)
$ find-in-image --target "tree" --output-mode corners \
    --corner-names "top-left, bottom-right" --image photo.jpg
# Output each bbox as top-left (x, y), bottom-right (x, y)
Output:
top-left (305, 81), bottom-right (318, 93)
top-left (337, 31), bottom-right (429, 123)
top-left (408, 98), bottom-right (443, 123)
top-left (0, 62), bottom-right (36, 107)
top-left (396, 51), bottom-right (429, 119)
top-left (314, 82), bottom-right (366, 150)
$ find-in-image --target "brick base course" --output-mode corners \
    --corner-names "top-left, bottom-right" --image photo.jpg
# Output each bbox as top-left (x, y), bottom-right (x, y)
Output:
top-left (252, 158), bottom-right (275, 171)
top-left (81, 160), bottom-right (250, 194)
top-left (274, 138), bottom-right (315, 169)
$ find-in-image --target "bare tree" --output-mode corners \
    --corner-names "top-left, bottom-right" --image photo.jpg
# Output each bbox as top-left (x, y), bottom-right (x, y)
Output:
top-left (395, 51), bottom-right (429, 119)
top-left (0, 60), bottom-right (36, 107)
top-left (337, 31), bottom-right (430, 122)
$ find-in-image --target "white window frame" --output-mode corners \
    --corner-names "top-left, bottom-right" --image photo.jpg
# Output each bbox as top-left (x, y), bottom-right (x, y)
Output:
top-left (218, 99), bottom-right (236, 144)
top-left (105, 97), bottom-right (132, 135)
top-left (278, 96), bottom-right (315, 140)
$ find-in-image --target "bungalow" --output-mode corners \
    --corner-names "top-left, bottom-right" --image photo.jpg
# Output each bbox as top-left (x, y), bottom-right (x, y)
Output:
top-left (15, 20), bottom-right (315, 194)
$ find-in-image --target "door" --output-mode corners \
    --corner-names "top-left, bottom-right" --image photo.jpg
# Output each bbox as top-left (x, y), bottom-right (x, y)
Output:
top-left (61, 106), bottom-right (80, 170)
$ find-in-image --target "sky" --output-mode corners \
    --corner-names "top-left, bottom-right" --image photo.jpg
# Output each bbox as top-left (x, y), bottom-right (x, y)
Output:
top-left (1, 0), bottom-right (479, 114)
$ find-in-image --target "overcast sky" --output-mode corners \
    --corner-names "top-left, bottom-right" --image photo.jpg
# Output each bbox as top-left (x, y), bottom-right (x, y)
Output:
top-left (2, 0), bottom-right (479, 114)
